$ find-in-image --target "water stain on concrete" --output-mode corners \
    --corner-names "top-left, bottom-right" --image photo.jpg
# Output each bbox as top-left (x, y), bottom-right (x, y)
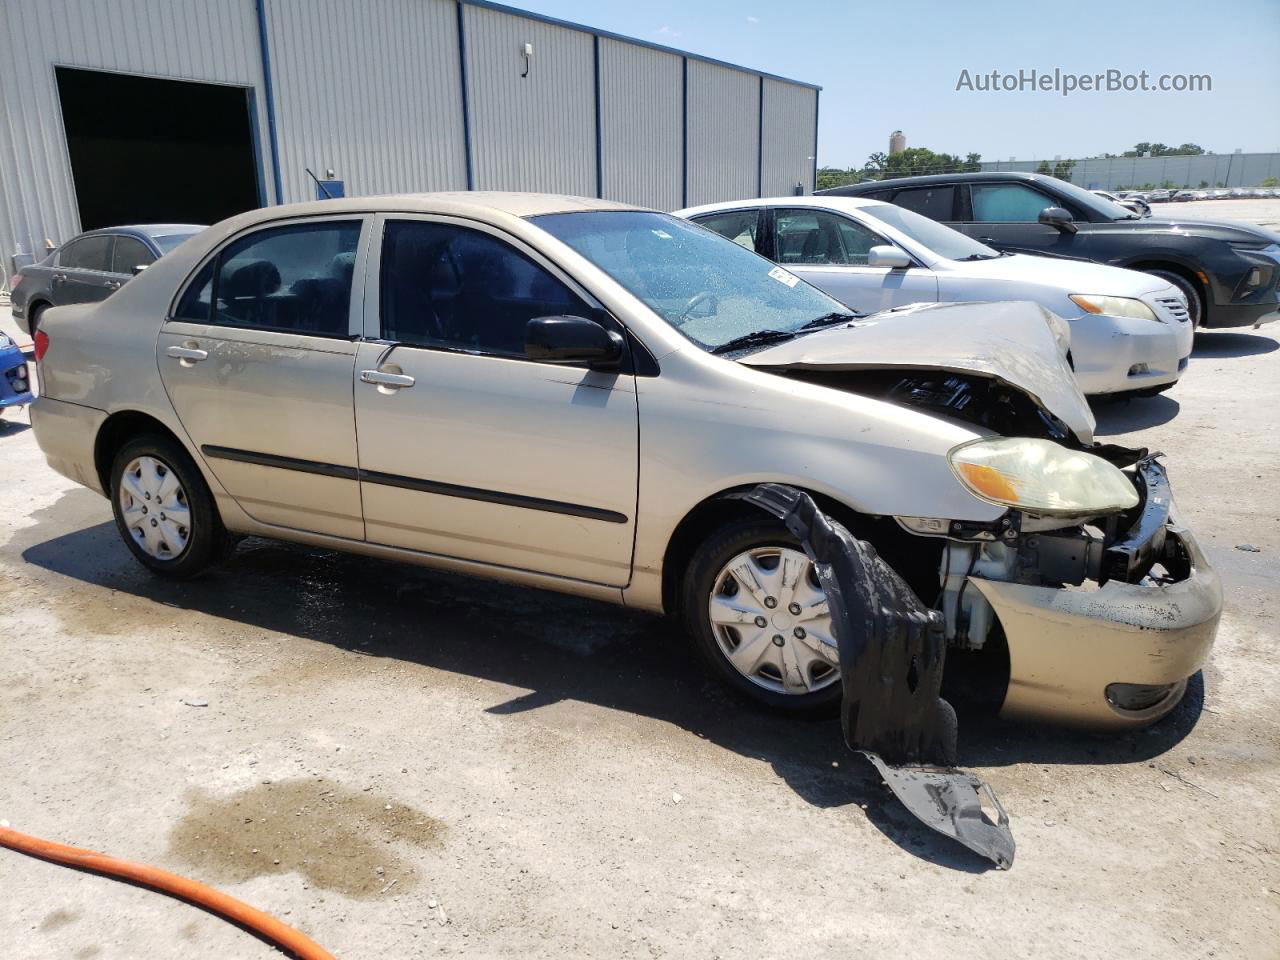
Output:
top-left (169, 778), bottom-right (442, 900)
top-left (39, 908), bottom-right (78, 932)
top-left (73, 947), bottom-right (101, 959)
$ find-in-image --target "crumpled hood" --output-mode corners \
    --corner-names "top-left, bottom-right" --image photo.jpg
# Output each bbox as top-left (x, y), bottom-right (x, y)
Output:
top-left (740, 300), bottom-right (1096, 442)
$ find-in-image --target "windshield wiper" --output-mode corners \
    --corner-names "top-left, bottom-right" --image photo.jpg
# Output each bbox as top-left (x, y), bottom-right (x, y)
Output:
top-left (799, 310), bottom-right (863, 329)
top-left (958, 253), bottom-right (1001, 261)
top-left (710, 329), bottom-right (798, 355)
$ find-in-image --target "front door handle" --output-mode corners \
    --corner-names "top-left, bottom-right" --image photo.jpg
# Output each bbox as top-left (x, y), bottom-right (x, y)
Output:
top-left (360, 369), bottom-right (415, 389)
top-left (978, 237), bottom-right (997, 244)
top-left (166, 345), bottom-right (208, 365)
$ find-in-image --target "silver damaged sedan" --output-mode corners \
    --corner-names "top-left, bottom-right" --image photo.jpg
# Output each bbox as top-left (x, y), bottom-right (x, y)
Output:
top-left (28, 193), bottom-right (1221, 729)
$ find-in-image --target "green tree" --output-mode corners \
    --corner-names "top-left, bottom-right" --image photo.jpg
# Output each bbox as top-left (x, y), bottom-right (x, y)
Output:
top-left (1035, 159), bottom-right (1076, 181)
top-left (1122, 141), bottom-right (1207, 158)
top-left (819, 146), bottom-right (984, 188)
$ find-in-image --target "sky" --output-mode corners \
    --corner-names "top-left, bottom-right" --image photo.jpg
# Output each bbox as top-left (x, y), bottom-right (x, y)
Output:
top-left (518, 0), bottom-right (1280, 168)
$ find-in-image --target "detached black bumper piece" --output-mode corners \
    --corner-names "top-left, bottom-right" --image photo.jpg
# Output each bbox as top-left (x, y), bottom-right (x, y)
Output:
top-left (743, 483), bottom-right (1015, 870)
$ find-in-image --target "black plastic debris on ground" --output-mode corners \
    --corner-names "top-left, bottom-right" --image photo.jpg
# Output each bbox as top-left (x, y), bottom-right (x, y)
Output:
top-left (741, 483), bottom-right (1015, 870)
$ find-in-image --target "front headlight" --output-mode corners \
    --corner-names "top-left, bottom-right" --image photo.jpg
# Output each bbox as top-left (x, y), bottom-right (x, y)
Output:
top-left (1069, 294), bottom-right (1160, 322)
top-left (948, 437), bottom-right (1140, 516)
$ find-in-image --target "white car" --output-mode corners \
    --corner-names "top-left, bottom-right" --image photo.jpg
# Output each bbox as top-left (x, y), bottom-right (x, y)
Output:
top-left (677, 196), bottom-right (1194, 396)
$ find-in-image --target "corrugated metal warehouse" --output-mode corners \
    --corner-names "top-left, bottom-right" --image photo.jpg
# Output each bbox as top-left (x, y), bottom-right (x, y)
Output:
top-left (0, 0), bottom-right (820, 276)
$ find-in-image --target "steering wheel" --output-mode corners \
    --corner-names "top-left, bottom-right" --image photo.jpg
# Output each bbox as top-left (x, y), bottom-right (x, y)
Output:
top-left (675, 291), bottom-right (716, 326)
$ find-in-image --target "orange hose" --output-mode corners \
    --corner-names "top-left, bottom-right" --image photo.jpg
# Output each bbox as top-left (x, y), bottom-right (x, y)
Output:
top-left (0, 825), bottom-right (336, 960)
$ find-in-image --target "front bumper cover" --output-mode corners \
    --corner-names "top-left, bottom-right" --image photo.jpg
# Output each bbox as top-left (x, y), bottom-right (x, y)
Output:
top-left (970, 462), bottom-right (1222, 729)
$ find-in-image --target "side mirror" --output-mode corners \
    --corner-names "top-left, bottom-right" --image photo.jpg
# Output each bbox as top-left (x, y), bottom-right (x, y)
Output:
top-left (867, 245), bottom-right (912, 269)
top-left (132, 263), bottom-right (149, 275)
top-left (525, 315), bottom-right (624, 369)
top-left (1038, 206), bottom-right (1077, 234)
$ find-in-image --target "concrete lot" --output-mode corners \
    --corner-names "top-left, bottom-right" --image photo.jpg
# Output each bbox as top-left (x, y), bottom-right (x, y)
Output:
top-left (1143, 197), bottom-right (1280, 229)
top-left (3, 333), bottom-right (1279, 959)
top-left (3, 234), bottom-right (1279, 957)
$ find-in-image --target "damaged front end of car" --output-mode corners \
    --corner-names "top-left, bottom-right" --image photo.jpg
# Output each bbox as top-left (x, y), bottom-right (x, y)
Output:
top-left (730, 304), bottom-right (1222, 867)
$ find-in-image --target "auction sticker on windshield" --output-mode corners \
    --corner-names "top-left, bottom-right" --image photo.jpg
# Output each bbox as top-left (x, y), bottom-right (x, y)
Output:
top-left (769, 265), bottom-right (799, 288)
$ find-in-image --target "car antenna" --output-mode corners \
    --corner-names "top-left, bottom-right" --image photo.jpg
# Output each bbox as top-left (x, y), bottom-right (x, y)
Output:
top-left (305, 168), bottom-right (333, 199)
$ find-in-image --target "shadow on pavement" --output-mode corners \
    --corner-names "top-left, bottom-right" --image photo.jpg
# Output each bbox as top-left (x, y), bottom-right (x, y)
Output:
top-left (1192, 331), bottom-right (1278, 359)
top-left (17, 490), bottom-right (1201, 872)
top-left (0, 419), bottom-right (31, 436)
top-left (1090, 394), bottom-right (1180, 435)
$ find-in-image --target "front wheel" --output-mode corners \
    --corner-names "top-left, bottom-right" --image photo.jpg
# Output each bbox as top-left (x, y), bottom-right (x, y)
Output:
top-left (110, 435), bottom-right (226, 578)
top-left (681, 520), bottom-right (842, 714)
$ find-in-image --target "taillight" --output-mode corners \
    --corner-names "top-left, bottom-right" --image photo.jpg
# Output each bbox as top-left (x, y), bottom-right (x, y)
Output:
top-left (34, 330), bottom-right (50, 362)
top-left (9, 273), bottom-right (22, 288)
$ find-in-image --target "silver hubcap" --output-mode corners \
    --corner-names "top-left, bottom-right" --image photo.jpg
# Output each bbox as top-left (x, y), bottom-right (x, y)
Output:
top-left (119, 456), bottom-right (191, 560)
top-left (708, 546), bottom-right (840, 695)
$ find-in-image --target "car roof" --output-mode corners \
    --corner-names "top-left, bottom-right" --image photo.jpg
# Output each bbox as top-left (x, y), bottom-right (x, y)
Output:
top-left (818, 170), bottom-right (1053, 195)
top-left (225, 192), bottom-right (643, 228)
top-left (69, 224), bottom-right (206, 244)
top-left (679, 195), bottom-right (891, 217)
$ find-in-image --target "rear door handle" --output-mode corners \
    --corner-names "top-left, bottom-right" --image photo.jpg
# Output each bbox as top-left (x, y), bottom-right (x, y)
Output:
top-left (105, 280), bottom-right (121, 290)
top-left (360, 369), bottom-right (415, 389)
top-left (166, 345), bottom-right (208, 364)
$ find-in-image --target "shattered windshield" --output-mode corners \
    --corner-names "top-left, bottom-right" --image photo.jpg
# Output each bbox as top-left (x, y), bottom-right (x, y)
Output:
top-left (531, 211), bottom-right (852, 352)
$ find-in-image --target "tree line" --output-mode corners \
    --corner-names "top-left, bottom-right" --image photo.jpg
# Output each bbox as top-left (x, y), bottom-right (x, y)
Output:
top-left (817, 142), bottom-right (1211, 190)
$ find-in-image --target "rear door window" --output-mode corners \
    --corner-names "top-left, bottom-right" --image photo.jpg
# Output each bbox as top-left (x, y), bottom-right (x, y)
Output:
top-left (60, 235), bottom-right (113, 271)
top-left (198, 221), bottom-right (361, 336)
top-left (380, 220), bottom-right (591, 359)
top-left (112, 236), bottom-right (155, 275)
top-left (970, 183), bottom-right (1056, 222)
top-left (890, 186), bottom-right (956, 221)
top-left (774, 209), bottom-right (884, 265)
top-left (690, 210), bottom-right (762, 252)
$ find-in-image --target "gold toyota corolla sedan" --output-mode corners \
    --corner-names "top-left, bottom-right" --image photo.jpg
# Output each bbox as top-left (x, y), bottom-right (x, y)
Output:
top-left (28, 193), bottom-right (1221, 731)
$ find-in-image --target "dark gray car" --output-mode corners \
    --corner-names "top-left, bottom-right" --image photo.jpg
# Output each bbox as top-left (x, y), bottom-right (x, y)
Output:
top-left (819, 172), bottom-right (1280, 328)
top-left (10, 224), bottom-right (204, 335)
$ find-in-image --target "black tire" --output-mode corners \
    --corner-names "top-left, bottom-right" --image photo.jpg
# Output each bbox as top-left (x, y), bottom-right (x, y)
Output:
top-left (1146, 269), bottom-right (1204, 328)
top-left (109, 434), bottom-right (227, 579)
top-left (28, 302), bottom-right (46, 337)
top-left (680, 518), bottom-right (842, 715)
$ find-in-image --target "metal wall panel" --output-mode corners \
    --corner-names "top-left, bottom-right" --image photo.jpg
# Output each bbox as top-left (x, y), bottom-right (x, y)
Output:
top-left (0, 0), bottom-right (267, 271)
top-left (463, 4), bottom-right (596, 195)
top-left (598, 38), bottom-right (682, 210)
top-left (761, 78), bottom-right (817, 197)
top-left (979, 153), bottom-right (1280, 190)
top-left (685, 60), bottom-right (760, 207)
top-left (263, 0), bottom-right (467, 204)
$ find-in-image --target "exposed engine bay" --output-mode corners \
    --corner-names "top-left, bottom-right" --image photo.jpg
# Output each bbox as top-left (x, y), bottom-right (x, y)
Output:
top-left (776, 368), bottom-right (1074, 443)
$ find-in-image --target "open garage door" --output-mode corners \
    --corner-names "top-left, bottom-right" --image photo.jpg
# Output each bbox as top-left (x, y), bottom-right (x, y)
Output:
top-left (56, 67), bottom-right (262, 231)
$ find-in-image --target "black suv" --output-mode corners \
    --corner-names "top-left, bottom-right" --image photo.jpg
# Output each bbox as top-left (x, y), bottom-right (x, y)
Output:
top-left (819, 172), bottom-right (1280, 328)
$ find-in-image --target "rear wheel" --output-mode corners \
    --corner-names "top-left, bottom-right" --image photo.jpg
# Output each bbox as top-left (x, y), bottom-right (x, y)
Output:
top-left (28, 303), bottom-right (46, 337)
top-left (109, 435), bottom-right (226, 578)
top-left (681, 519), bottom-right (842, 714)
top-left (1146, 269), bottom-right (1204, 328)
